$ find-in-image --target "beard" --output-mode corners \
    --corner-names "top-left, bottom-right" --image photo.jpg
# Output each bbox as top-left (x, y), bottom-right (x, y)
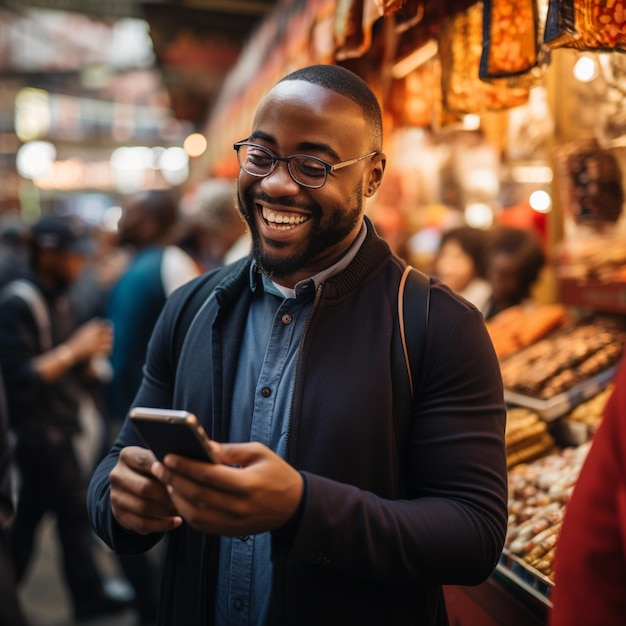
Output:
top-left (237, 182), bottom-right (363, 280)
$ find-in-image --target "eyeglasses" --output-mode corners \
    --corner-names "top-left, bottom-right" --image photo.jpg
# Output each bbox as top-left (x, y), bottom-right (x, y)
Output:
top-left (233, 141), bottom-right (377, 189)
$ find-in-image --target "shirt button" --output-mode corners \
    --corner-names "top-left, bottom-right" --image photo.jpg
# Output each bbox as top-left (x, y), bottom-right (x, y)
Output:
top-left (281, 313), bottom-right (292, 324)
top-left (233, 599), bottom-right (244, 612)
top-left (261, 387), bottom-right (271, 397)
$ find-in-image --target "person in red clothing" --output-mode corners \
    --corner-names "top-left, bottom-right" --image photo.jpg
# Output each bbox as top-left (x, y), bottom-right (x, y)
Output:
top-left (549, 356), bottom-right (626, 625)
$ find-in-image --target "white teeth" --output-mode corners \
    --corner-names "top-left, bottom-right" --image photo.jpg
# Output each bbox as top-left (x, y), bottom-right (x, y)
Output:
top-left (262, 207), bottom-right (309, 229)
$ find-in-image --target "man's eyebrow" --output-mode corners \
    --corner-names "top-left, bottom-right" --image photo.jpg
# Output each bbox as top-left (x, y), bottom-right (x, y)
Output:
top-left (248, 131), bottom-right (340, 161)
top-left (249, 130), bottom-right (275, 145)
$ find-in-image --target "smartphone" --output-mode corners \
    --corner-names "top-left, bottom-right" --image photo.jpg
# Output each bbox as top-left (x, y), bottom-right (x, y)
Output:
top-left (129, 407), bottom-right (214, 463)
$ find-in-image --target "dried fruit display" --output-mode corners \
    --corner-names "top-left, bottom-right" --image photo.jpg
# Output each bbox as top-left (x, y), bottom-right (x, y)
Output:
top-left (500, 319), bottom-right (625, 399)
top-left (563, 382), bottom-right (613, 431)
top-left (506, 442), bottom-right (591, 581)
top-left (506, 407), bottom-right (555, 467)
top-left (486, 304), bottom-right (570, 359)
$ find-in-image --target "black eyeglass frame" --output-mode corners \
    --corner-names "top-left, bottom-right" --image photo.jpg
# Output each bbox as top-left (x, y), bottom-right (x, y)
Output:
top-left (233, 141), bottom-right (378, 189)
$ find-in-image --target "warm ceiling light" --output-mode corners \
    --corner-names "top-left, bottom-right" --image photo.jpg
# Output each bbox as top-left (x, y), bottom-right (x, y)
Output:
top-left (529, 190), bottom-right (552, 213)
top-left (183, 132), bottom-right (208, 157)
top-left (573, 56), bottom-right (598, 82)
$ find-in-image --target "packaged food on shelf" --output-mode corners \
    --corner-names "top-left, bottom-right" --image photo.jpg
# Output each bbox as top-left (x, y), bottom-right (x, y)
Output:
top-left (552, 382), bottom-right (614, 445)
top-left (565, 381), bottom-right (613, 431)
top-left (505, 441), bottom-right (591, 587)
top-left (506, 407), bottom-right (555, 467)
top-left (486, 303), bottom-right (570, 359)
top-left (558, 230), bottom-right (626, 283)
top-left (556, 212), bottom-right (626, 312)
top-left (500, 317), bottom-right (625, 420)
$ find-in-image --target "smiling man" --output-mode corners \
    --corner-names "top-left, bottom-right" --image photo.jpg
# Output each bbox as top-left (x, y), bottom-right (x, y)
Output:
top-left (234, 71), bottom-right (384, 284)
top-left (88, 65), bottom-right (508, 626)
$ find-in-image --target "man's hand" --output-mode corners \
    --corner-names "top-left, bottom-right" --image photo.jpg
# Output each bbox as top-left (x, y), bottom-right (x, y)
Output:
top-left (109, 446), bottom-right (183, 535)
top-left (67, 318), bottom-right (113, 360)
top-left (151, 441), bottom-right (304, 536)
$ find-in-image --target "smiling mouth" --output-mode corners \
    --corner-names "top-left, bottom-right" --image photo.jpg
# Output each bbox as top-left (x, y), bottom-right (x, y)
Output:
top-left (261, 206), bottom-right (310, 230)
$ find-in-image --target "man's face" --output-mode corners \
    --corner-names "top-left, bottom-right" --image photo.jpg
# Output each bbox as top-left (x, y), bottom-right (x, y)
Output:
top-left (435, 239), bottom-right (477, 294)
top-left (40, 249), bottom-right (88, 289)
top-left (236, 79), bottom-right (384, 287)
top-left (62, 250), bottom-right (89, 285)
top-left (486, 252), bottom-right (521, 302)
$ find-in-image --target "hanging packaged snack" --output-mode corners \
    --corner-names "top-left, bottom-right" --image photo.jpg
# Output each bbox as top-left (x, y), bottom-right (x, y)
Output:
top-left (555, 138), bottom-right (625, 225)
top-left (481, 0), bottom-right (552, 87)
top-left (545, 0), bottom-right (626, 51)
top-left (544, 0), bottom-right (582, 48)
top-left (439, 2), bottom-right (530, 115)
top-left (581, 0), bottom-right (626, 49)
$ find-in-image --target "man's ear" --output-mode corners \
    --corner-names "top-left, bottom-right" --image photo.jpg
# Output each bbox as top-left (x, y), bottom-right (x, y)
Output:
top-left (364, 154), bottom-right (386, 197)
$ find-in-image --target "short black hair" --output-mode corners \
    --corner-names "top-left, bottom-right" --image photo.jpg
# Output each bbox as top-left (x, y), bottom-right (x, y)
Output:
top-left (487, 226), bottom-right (546, 294)
top-left (278, 64), bottom-right (383, 150)
top-left (129, 190), bottom-right (179, 235)
top-left (438, 226), bottom-right (489, 277)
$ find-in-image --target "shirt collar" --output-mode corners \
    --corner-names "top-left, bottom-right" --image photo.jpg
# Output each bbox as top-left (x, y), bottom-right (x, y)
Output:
top-left (248, 220), bottom-right (367, 299)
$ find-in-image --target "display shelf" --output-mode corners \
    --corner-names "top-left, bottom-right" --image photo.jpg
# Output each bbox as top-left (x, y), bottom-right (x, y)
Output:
top-left (559, 278), bottom-right (626, 314)
top-left (498, 551), bottom-right (553, 601)
top-left (504, 364), bottom-right (617, 421)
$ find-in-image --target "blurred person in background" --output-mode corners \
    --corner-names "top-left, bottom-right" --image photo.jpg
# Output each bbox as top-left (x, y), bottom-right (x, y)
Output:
top-left (104, 189), bottom-right (200, 439)
top-left (0, 222), bottom-right (30, 288)
top-left (433, 225), bottom-right (492, 317)
top-left (69, 224), bottom-right (131, 326)
top-left (175, 178), bottom-right (249, 271)
top-left (0, 368), bottom-right (30, 626)
top-left (483, 225), bottom-right (546, 320)
top-left (103, 189), bottom-right (200, 625)
top-left (68, 223), bottom-right (131, 472)
top-left (549, 355), bottom-right (626, 625)
top-left (0, 214), bottom-right (127, 622)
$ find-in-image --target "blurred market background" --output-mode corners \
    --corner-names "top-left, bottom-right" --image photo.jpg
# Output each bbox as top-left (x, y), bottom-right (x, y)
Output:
top-left (0, 0), bottom-right (276, 226)
top-left (4, 1), bottom-right (626, 625)
top-left (2, 0), bottom-right (626, 297)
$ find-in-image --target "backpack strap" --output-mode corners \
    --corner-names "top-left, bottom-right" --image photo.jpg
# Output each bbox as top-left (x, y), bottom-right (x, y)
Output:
top-left (0, 280), bottom-right (52, 351)
top-left (392, 266), bottom-right (431, 426)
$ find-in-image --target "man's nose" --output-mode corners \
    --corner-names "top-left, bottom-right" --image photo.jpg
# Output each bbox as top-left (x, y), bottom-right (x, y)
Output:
top-left (260, 160), bottom-right (301, 195)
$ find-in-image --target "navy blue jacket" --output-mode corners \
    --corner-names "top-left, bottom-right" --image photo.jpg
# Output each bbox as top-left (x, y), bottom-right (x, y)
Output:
top-left (88, 221), bottom-right (508, 626)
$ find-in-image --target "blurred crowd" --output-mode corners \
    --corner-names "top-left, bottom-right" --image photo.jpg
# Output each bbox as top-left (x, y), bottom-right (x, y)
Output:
top-left (0, 183), bottom-right (545, 626)
top-left (0, 181), bottom-right (249, 626)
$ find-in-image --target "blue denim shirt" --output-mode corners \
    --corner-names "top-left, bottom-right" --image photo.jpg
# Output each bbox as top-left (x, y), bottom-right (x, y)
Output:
top-left (215, 224), bottom-right (366, 626)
